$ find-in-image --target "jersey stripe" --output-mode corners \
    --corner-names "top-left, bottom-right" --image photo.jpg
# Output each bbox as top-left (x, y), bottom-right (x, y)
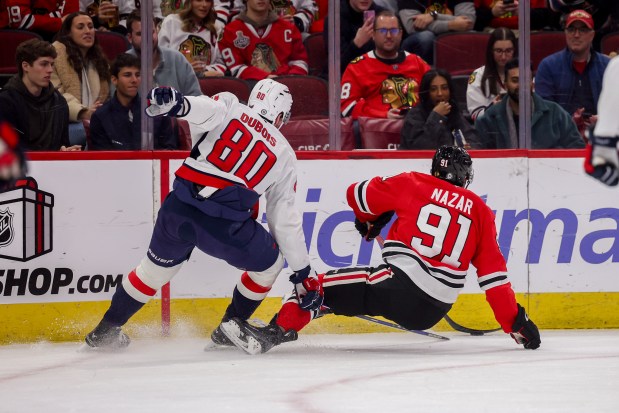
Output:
top-left (477, 272), bottom-right (510, 290)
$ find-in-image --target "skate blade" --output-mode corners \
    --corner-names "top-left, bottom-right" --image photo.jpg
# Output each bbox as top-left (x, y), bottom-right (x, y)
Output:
top-left (203, 340), bottom-right (236, 351)
top-left (220, 320), bottom-right (262, 355)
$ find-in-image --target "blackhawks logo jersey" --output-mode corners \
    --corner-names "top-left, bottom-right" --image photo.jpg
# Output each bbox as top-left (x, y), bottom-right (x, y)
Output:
top-left (341, 51), bottom-right (431, 119)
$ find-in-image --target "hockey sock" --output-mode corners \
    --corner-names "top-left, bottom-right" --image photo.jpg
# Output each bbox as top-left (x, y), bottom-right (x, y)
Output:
top-left (101, 283), bottom-right (145, 326)
top-left (223, 287), bottom-right (262, 321)
top-left (275, 302), bottom-right (311, 332)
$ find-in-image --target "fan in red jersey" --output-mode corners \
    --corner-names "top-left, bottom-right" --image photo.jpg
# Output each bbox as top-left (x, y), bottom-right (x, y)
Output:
top-left (218, 0), bottom-right (308, 80)
top-left (4, 0), bottom-right (78, 39)
top-left (222, 145), bottom-right (541, 354)
top-left (340, 10), bottom-right (430, 120)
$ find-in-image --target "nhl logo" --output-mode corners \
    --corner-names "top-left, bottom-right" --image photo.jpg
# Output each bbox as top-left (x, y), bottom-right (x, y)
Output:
top-left (0, 208), bottom-right (14, 248)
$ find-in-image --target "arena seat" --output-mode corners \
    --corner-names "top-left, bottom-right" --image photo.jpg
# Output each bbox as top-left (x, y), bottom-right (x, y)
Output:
top-left (199, 77), bottom-right (251, 103)
top-left (174, 118), bottom-right (192, 150)
top-left (276, 75), bottom-right (329, 120)
top-left (530, 31), bottom-right (566, 71)
top-left (303, 32), bottom-right (326, 77)
top-left (0, 30), bottom-right (43, 76)
top-left (601, 31), bottom-right (619, 56)
top-left (358, 117), bottom-right (404, 150)
top-left (433, 32), bottom-right (490, 76)
top-left (451, 74), bottom-right (471, 120)
top-left (280, 117), bottom-right (356, 151)
top-left (96, 31), bottom-right (130, 62)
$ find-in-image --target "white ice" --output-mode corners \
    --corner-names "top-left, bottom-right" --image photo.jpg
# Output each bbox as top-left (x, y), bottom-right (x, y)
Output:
top-left (1, 330), bottom-right (618, 413)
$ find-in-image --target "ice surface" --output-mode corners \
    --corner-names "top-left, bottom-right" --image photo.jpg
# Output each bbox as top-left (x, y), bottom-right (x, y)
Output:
top-left (1, 330), bottom-right (618, 412)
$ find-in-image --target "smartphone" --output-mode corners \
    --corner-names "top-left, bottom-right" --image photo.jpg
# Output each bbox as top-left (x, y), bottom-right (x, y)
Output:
top-left (363, 10), bottom-right (375, 23)
top-left (398, 107), bottom-right (411, 116)
top-left (582, 112), bottom-right (593, 120)
top-left (503, 0), bottom-right (514, 5)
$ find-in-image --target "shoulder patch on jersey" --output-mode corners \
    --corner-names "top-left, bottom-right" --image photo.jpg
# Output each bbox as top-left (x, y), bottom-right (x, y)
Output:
top-left (350, 55), bottom-right (365, 64)
top-left (468, 72), bottom-right (476, 85)
top-left (233, 31), bottom-right (250, 49)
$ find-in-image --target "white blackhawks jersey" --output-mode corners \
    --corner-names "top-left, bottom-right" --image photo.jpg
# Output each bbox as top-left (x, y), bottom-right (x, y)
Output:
top-left (175, 92), bottom-right (309, 272)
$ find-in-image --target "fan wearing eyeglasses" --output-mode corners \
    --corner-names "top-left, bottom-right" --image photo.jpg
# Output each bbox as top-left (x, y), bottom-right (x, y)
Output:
top-left (341, 10), bottom-right (430, 120)
top-left (535, 9), bottom-right (610, 140)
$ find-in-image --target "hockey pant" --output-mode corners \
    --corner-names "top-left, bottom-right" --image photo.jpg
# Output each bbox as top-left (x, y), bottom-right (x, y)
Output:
top-left (103, 178), bottom-right (283, 326)
top-left (277, 264), bottom-right (452, 332)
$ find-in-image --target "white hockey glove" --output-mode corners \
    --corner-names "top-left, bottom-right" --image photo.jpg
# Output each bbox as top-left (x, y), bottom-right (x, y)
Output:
top-left (289, 266), bottom-right (324, 311)
top-left (145, 86), bottom-right (187, 118)
top-left (584, 130), bottom-right (619, 186)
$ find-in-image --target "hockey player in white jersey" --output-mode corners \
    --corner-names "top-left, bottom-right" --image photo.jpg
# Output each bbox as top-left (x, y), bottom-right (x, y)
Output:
top-left (84, 79), bottom-right (323, 349)
top-left (585, 57), bottom-right (619, 186)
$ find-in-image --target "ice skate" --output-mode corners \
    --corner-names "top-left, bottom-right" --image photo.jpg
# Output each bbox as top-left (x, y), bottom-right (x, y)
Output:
top-left (204, 324), bottom-right (236, 350)
top-left (220, 317), bottom-right (297, 355)
top-left (84, 321), bottom-right (130, 350)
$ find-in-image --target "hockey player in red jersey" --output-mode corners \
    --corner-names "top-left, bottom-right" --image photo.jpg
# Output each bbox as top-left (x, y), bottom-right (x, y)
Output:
top-left (84, 79), bottom-right (323, 349)
top-left (340, 10), bottom-right (430, 119)
top-left (218, 0), bottom-right (308, 80)
top-left (222, 146), bottom-right (541, 354)
top-left (4, 0), bottom-right (78, 38)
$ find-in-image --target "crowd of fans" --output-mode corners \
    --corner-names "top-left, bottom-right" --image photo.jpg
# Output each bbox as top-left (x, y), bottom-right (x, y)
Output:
top-left (0, 0), bottom-right (617, 151)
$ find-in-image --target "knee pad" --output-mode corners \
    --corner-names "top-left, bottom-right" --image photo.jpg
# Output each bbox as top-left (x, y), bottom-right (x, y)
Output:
top-left (236, 252), bottom-right (284, 301)
top-left (122, 256), bottom-right (184, 303)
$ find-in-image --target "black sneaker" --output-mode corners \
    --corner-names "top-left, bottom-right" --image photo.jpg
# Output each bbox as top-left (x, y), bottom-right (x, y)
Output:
top-left (210, 324), bottom-right (234, 346)
top-left (220, 317), bottom-right (297, 355)
top-left (85, 321), bottom-right (130, 349)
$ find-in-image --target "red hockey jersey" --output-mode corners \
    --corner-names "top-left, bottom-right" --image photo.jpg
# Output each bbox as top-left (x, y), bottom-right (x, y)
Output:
top-left (219, 18), bottom-right (308, 80)
top-left (346, 171), bottom-right (518, 332)
top-left (4, 0), bottom-right (78, 33)
top-left (341, 51), bottom-right (431, 119)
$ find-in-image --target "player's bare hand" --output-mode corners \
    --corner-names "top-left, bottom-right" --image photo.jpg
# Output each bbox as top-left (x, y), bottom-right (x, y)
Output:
top-left (353, 18), bottom-right (374, 48)
top-left (433, 101), bottom-right (451, 117)
top-left (412, 14), bottom-right (433, 31)
top-left (387, 108), bottom-right (404, 120)
top-left (448, 16), bottom-right (474, 32)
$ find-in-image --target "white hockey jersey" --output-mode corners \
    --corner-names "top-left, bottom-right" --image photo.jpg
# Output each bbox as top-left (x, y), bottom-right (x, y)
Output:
top-left (158, 13), bottom-right (226, 74)
top-left (466, 65), bottom-right (506, 120)
top-left (175, 92), bottom-right (309, 272)
top-left (594, 57), bottom-right (619, 137)
top-left (214, 0), bottom-right (317, 34)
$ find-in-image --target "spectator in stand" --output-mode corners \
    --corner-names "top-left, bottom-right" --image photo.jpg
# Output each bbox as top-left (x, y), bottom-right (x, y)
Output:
top-left (401, 69), bottom-right (480, 150)
top-left (51, 12), bottom-right (111, 147)
top-left (80, 0), bottom-right (163, 34)
top-left (214, 0), bottom-right (317, 36)
top-left (158, 0), bottom-right (226, 78)
top-left (309, 0), bottom-right (327, 33)
top-left (0, 39), bottom-right (81, 151)
top-left (125, 12), bottom-right (202, 96)
top-left (398, 0), bottom-right (475, 65)
top-left (475, 58), bottom-right (584, 149)
top-left (535, 9), bottom-right (610, 139)
top-left (325, 0), bottom-right (385, 75)
top-left (548, 1), bottom-right (619, 51)
top-left (341, 10), bottom-right (429, 120)
top-left (466, 27), bottom-right (516, 121)
top-left (90, 54), bottom-right (177, 150)
top-left (474, 1), bottom-right (557, 32)
top-left (4, 0), bottom-right (79, 41)
top-left (219, 0), bottom-right (308, 81)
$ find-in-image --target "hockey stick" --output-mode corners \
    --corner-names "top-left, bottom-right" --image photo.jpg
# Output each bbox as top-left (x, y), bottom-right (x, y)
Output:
top-left (374, 235), bottom-right (501, 336)
top-left (354, 314), bottom-right (449, 341)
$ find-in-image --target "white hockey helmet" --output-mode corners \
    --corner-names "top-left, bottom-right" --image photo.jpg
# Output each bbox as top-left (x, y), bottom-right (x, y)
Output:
top-left (248, 79), bottom-right (293, 128)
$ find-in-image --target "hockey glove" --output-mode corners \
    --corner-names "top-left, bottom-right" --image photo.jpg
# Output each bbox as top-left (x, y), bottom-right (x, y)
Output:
top-left (289, 266), bottom-right (324, 311)
top-left (584, 131), bottom-right (619, 186)
top-left (354, 211), bottom-right (394, 241)
top-left (145, 87), bottom-right (186, 118)
top-left (510, 304), bottom-right (541, 350)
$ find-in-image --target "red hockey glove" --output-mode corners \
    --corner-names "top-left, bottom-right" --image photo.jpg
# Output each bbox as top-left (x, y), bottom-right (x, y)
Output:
top-left (289, 266), bottom-right (324, 311)
top-left (510, 304), bottom-right (541, 350)
top-left (354, 211), bottom-right (394, 241)
top-left (145, 87), bottom-right (187, 118)
top-left (584, 131), bottom-right (619, 186)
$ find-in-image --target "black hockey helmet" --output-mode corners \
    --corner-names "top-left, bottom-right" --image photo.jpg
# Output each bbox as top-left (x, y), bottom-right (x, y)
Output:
top-left (431, 146), bottom-right (474, 188)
